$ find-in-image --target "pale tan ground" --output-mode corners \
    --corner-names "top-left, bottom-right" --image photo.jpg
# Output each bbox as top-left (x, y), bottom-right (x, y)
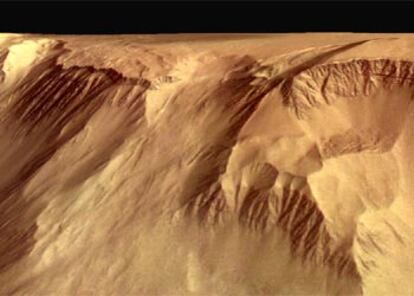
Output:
top-left (1, 33), bottom-right (414, 295)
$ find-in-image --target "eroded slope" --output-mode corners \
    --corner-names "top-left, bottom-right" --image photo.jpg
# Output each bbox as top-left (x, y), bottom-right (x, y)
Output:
top-left (0, 34), bottom-right (413, 295)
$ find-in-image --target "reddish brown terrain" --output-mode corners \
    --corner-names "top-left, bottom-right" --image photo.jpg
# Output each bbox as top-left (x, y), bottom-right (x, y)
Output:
top-left (1, 33), bottom-right (414, 295)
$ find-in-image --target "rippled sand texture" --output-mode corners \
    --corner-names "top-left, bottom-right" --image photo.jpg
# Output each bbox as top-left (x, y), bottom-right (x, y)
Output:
top-left (1, 33), bottom-right (414, 295)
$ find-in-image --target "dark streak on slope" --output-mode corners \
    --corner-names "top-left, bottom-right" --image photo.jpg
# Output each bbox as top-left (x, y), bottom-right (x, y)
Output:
top-left (186, 163), bottom-right (358, 277)
top-left (239, 189), bottom-right (273, 232)
top-left (184, 183), bottom-right (227, 225)
top-left (241, 175), bottom-right (358, 278)
top-left (264, 39), bottom-right (374, 102)
top-left (0, 39), bottom-right (378, 283)
top-left (10, 65), bottom-right (149, 134)
top-left (0, 50), bottom-right (7, 84)
top-left (282, 59), bottom-right (414, 119)
top-left (1, 67), bottom-right (147, 197)
top-left (355, 216), bottom-right (408, 277)
top-left (179, 47), bottom-right (381, 279)
top-left (179, 56), bottom-right (273, 212)
top-left (0, 49), bottom-right (150, 274)
top-left (181, 41), bottom-right (377, 215)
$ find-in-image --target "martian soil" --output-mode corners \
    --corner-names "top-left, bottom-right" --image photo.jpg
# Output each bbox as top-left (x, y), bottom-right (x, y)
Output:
top-left (0, 33), bottom-right (413, 295)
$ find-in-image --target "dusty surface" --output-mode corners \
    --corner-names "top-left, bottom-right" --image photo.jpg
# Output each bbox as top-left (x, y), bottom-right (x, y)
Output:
top-left (1, 33), bottom-right (414, 295)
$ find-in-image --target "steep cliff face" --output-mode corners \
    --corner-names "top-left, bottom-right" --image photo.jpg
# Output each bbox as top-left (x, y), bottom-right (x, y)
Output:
top-left (1, 34), bottom-right (414, 295)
